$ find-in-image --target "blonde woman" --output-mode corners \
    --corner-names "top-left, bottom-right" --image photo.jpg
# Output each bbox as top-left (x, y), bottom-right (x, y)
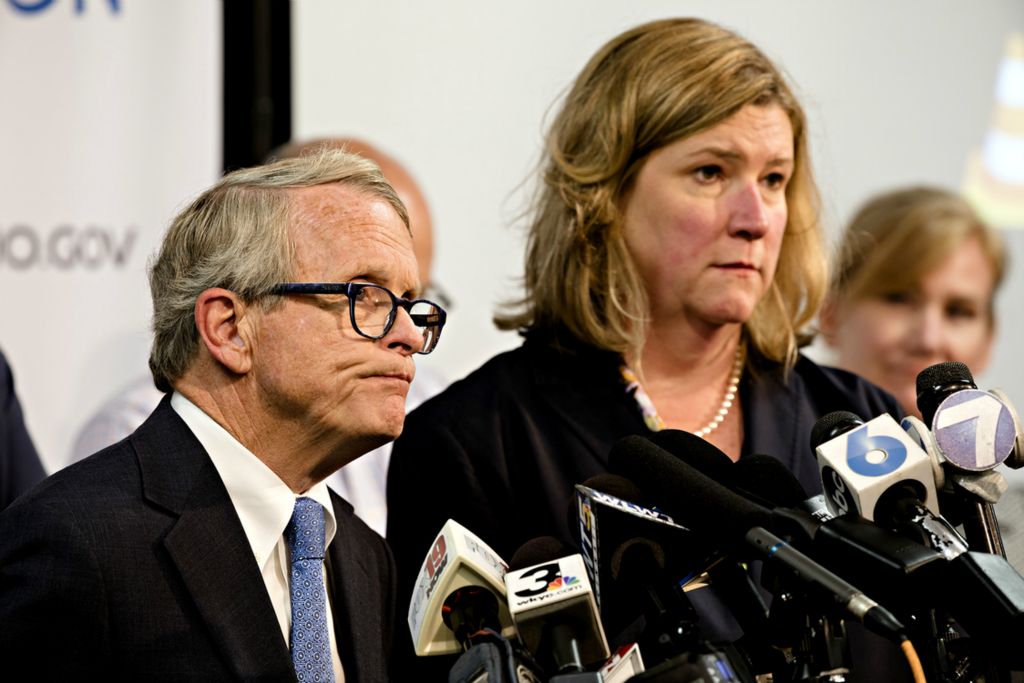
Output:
top-left (820, 186), bottom-right (1005, 418)
top-left (388, 18), bottom-right (902, 673)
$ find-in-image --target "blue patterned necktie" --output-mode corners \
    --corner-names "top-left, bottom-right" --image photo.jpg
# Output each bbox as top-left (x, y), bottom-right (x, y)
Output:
top-left (286, 497), bottom-right (335, 683)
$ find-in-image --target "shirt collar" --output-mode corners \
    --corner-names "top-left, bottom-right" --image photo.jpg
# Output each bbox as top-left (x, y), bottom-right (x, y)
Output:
top-left (170, 392), bottom-right (337, 567)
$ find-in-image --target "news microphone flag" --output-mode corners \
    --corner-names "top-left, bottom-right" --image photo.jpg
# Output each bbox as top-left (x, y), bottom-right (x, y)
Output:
top-left (574, 483), bottom-right (706, 608)
top-left (408, 519), bottom-right (515, 656)
top-left (931, 388), bottom-right (1016, 471)
top-left (599, 643), bottom-right (645, 683)
top-left (815, 413), bottom-right (939, 522)
top-left (505, 553), bottom-right (610, 669)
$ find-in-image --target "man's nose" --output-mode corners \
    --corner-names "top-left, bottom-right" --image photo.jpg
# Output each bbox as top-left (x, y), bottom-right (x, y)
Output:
top-left (382, 307), bottom-right (423, 356)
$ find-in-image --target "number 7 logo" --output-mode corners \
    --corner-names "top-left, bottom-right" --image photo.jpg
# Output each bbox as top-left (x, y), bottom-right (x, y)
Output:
top-left (933, 390), bottom-right (1015, 470)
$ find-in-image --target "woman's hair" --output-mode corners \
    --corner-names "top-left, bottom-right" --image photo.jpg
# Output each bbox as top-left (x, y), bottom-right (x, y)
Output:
top-left (830, 186), bottom-right (1006, 323)
top-left (495, 17), bottom-right (826, 368)
top-left (148, 148), bottom-right (408, 392)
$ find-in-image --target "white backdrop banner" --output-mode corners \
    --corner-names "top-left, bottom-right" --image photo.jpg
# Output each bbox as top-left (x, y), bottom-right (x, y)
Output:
top-left (0, 0), bottom-right (220, 471)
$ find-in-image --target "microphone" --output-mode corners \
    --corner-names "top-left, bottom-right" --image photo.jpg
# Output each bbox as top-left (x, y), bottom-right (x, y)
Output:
top-left (608, 438), bottom-right (885, 680)
top-left (407, 519), bottom-right (515, 656)
top-left (711, 442), bottom-right (1024, 672)
top-left (646, 429), bottom-right (737, 483)
top-left (917, 362), bottom-right (1018, 554)
top-left (447, 631), bottom-right (544, 683)
top-left (731, 454), bottom-right (809, 510)
top-left (573, 474), bottom-right (722, 664)
top-left (598, 643), bottom-right (645, 682)
top-left (504, 537), bottom-right (610, 679)
top-left (642, 429), bottom-right (941, 585)
top-left (810, 409), bottom-right (973, 561)
top-left (811, 410), bottom-right (941, 526)
top-left (577, 472), bottom-right (786, 676)
top-left (813, 411), bottom-right (967, 559)
top-left (589, 446), bottom-right (778, 663)
top-left (573, 476), bottom-right (709, 617)
top-left (608, 434), bottom-right (908, 643)
top-left (733, 453), bottom-right (945, 580)
top-left (917, 361), bottom-right (1017, 471)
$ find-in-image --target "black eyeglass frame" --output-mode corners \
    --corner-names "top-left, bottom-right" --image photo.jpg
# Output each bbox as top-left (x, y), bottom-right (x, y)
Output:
top-left (270, 282), bottom-right (447, 354)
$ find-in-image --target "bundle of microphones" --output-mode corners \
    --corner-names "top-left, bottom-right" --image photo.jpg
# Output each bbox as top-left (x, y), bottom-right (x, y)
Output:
top-left (405, 361), bottom-right (1024, 682)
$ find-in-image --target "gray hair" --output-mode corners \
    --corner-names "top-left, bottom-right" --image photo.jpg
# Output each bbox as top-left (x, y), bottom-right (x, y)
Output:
top-left (148, 148), bottom-right (409, 392)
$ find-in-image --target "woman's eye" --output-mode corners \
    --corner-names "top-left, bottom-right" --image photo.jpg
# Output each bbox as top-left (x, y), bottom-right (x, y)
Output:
top-left (764, 172), bottom-right (788, 190)
top-left (880, 291), bottom-right (911, 305)
top-left (947, 302), bottom-right (979, 320)
top-left (694, 165), bottom-right (722, 182)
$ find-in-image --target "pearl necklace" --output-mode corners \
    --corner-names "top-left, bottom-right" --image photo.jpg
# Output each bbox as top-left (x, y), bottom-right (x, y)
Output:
top-left (694, 345), bottom-right (745, 439)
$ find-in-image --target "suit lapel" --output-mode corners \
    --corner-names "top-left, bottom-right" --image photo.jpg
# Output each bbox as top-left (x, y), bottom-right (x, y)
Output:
top-left (134, 399), bottom-right (296, 682)
top-left (327, 502), bottom-right (379, 683)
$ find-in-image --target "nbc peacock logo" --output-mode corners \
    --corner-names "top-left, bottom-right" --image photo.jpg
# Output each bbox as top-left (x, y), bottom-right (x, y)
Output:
top-left (547, 574), bottom-right (580, 592)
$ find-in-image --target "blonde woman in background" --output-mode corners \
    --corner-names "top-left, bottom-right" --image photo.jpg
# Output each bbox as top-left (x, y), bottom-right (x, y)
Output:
top-left (820, 186), bottom-right (1005, 417)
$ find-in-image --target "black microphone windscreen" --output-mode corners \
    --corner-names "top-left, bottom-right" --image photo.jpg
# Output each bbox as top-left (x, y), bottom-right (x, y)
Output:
top-left (509, 536), bottom-right (573, 571)
top-left (916, 361), bottom-right (978, 426)
top-left (646, 429), bottom-right (736, 483)
top-left (809, 410), bottom-right (864, 451)
top-left (733, 454), bottom-right (808, 509)
top-left (916, 360), bottom-right (974, 396)
top-left (608, 434), bottom-right (769, 541)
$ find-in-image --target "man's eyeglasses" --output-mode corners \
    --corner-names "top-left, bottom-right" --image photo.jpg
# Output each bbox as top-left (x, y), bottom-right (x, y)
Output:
top-left (270, 282), bottom-right (447, 354)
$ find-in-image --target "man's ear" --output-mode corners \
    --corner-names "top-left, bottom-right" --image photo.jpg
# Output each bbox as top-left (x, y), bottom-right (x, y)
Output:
top-left (194, 288), bottom-right (255, 375)
top-left (818, 294), bottom-right (840, 348)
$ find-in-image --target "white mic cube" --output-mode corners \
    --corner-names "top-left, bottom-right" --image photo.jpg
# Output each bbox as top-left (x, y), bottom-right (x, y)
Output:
top-left (408, 519), bottom-right (515, 656)
top-left (505, 553), bottom-right (609, 668)
top-left (815, 413), bottom-right (939, 522)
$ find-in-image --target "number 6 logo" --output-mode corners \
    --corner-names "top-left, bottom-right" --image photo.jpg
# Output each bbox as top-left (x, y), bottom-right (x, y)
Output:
top-left (845, 425), bottom-right (906, 477)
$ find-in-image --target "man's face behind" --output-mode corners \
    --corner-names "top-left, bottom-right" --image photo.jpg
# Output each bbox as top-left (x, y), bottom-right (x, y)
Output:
top-left (250, 183), bottom-right (420, 467)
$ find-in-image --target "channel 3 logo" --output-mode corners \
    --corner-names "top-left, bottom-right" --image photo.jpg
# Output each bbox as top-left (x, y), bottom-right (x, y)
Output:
top-left (512, 561), bottom-right (581, 598)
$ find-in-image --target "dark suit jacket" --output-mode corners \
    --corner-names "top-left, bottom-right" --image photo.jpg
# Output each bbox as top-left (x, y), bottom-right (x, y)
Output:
top-left (0, 397), bottom-right (396, 682)
top-left (0, 349), bottom-right (45, 510)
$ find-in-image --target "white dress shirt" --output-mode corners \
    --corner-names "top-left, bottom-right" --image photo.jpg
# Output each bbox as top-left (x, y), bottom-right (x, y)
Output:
top-left (171, 392), bottom-right (345, 682)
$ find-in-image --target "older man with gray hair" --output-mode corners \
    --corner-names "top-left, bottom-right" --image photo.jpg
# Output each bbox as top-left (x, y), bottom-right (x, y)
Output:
top-left (0, 149), bottom-right (447, 682)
